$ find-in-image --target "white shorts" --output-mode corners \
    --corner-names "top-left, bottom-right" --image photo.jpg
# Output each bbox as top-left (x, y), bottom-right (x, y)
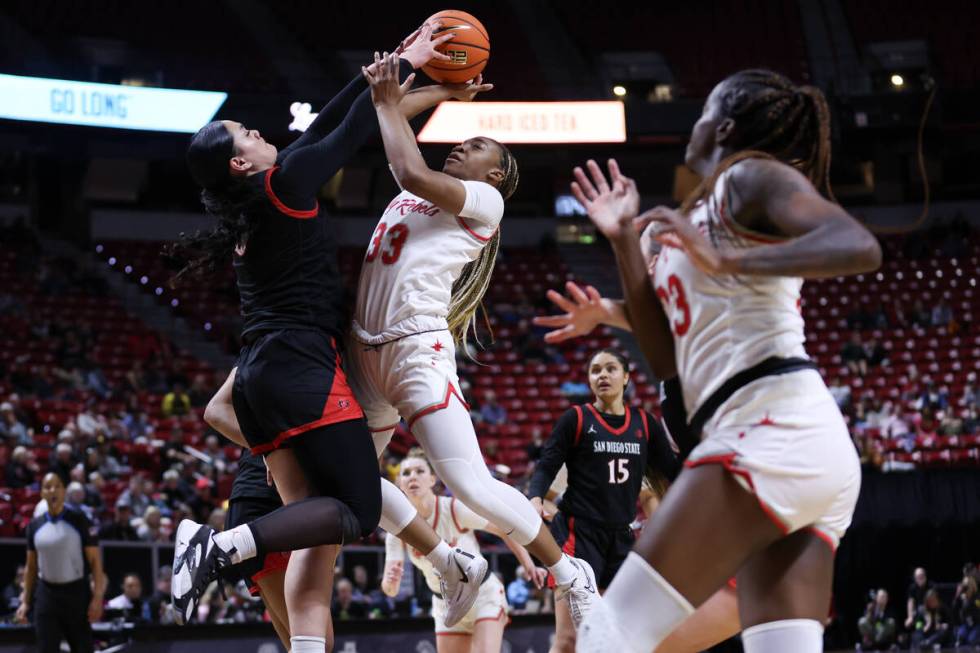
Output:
top-left (432, 573), bottom-right (509, 635)
top-left (346, 328), bottom-right (464, 452)
top-left (686, 369), bottom-right (861, 549)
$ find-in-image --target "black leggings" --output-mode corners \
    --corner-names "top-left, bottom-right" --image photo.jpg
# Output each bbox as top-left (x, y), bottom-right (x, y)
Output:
top-left (249, 418), bottom-right (382, 554)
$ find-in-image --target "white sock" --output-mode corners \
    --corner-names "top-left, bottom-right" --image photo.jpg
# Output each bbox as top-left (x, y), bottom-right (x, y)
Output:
top-left (213, 524), bottom-right (256, 564)
top-left (602, 552), bottom-right (695, 650)
top-left (426, 540), bottom-right (454, 575)
top-left (290, 635), bottom-right (326, 653)
top-left (549, 554), bottom-right (577, 586)
top-left (379, 477), bottom-right (418, 534)
top-left (742, 619), bottom-right (824, 653)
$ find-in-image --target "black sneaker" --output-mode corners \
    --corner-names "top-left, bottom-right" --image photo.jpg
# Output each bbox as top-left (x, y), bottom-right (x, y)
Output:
top-left (171, 519), bottom-right (232, 625)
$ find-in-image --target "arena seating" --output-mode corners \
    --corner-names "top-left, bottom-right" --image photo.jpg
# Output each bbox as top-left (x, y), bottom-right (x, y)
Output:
top-left (3, 226), bottom-right (979, 535)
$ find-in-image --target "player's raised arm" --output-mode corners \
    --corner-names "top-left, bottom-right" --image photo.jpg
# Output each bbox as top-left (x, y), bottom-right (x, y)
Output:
top-left (364, 52), bottom-right (493, 215)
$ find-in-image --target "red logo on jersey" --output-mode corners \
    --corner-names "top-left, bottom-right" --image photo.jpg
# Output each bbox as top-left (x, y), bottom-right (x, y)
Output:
top-left (432, 341), bottom-right (444, 352)
top-left (338, 399), bottom-right (351, 410)
top-left (387, 197), bottom-right (440, 217)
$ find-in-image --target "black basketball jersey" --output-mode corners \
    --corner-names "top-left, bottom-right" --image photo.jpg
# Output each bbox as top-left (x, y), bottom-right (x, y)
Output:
top-left (234, 165), bottom-right (347, 340)
top-left (529, 405), bottom-right (680, 528)
top-left (228, 449), bottom-right (281, 503)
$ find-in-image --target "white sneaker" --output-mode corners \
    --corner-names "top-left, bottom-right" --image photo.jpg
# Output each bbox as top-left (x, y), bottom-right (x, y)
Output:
top-left (576, 595), bottom-right (637, 653)
top-left (171, 519), bottom-right (232, 625)
top-left (555, 556), bottom-right (601, 628)
top-left (436, 547), bottom-right (488, 627)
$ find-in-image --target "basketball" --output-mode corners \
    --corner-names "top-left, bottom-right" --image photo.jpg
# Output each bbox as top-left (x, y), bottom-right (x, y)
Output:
top-left (421, 9), bottom-right (490, 84)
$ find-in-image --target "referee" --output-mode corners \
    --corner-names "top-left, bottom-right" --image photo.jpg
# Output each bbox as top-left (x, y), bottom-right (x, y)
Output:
top-left (15, 472), bottom-right (105, 653)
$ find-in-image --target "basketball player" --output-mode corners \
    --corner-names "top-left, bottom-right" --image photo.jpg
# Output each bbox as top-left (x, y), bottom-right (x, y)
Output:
top-left (381, 448), bottom-right (546, 653)
top-left (568, 70), bottom-right (882, 653)
top-left (528, 348), bottom-right (680, 653)
top-left (355, 52), bottom-right (603, 627)
top-left (166, 28), bottom-right (460, 653)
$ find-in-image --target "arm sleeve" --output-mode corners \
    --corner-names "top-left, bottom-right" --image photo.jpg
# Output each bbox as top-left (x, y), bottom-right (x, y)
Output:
top-left (528, 409), bottom-right (577, 499)
top-left (645, 411), bottom-right (682, 482)
top-left (384, 531), bottom-right (405, 564)
top-left (272, 59), bottom-right (415, 204)
top-left (281, 73), bottom-right (372, 156)
top-left (450, 498), bottom-right (489, 532)
top-left (459, 180), bottom-right (505, 227)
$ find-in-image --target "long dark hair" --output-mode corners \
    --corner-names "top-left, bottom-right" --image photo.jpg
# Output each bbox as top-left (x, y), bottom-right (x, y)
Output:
top-left (165, 121), bottom-right (266, 286)
top-left (681, 69), bottom-right (833, 214)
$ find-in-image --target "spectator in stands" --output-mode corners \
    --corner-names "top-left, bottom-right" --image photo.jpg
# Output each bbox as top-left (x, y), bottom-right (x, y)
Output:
top-left (83, 363), bottom-right (112, 400)
top-left (188, 477), bottom-right (217, 523)
top-left (124, 360), bottom-right (147, 394)
top-left (99, 500), bottom-right (139, 541)
top-left (526, 427), bottom-right (545, 463)
top-left (5, 446), bottom-right (38, 488)
top-left (0, 401), bottom-right (30, 445)
top-left (84, 471), bottom-right (106, 513)
top-left (911, 589), bottom-right (952, 650)
top-left (847, 304), bottom-right (873, 331)
top-left (507, 565), bottom-right (531, 611)
top-left (207, 507), bottom-right (226, 533)
top-left (842, 332), bottom-right (869, 377)
top-left (160, 469), bottom-right (192, 510)
top-left (331, 577), bottom-right (367, 620)
top-left (959, 380), bottom-right (978, 408)
top-left (137, 506), bottom-right (167, 542)
top-left (160, 424), bottom-right (193, 470)
top-left (939, 410), bottom-right (964, 436)
top-left (890, 299), bottom-right (908, 328)
top-left (480, 390), bottom-right (508, 425)
top-left (187, 374), bottom-right (212, 408)
top-left (917, 379), bottom-right (949, 411)
top-left (65, 482), bottom-right (97, 525)
top-left (2, 565), bottom-right (25, 618)
top-left (202, 434), bottom-right (228, 471)
top-left (117, 475), bottom-right (150, 518)
top-left (858, 588), bottom-right (897, 650)
top-left (50, 443), bottom-right (76, 485)
top-left (870, 302), bottom-right (890, 329)
top-left (911, 300), bottom-right (930, 328)
top-left (828, 378), bottom-right (851, 409)
top-left (916, 407), bottom-right (940, 438)
top-left (105, 573), bottom-right (148, 623)
top-left (863, 337), bottom-right (887, 368)
top-left (906, 567), bottom-right (935, 630)
top-left (76, 402), bottom-right (108, 439)
top-left (954, 576), bottom-right (980, 647)
top-left (146, 565), bottom-right (174, 625)
top-left (351, 565), bottom-right (389, 618)
top-left (931, 298), bottom-right (953, 327)
top-left (964, 406), bottom-right (979, 435)
top-left (161, 382), bottom-right (191, 417)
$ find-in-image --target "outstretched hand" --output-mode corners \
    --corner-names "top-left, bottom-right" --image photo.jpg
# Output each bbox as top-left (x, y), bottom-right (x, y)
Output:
top-left (363, 52), bottom-right (416, 107)
top-left (398, 20), bottom-right (455, 70)
top-left (444, 74), bottom-right (494, 101)
top-left (532, 281), bottom-right (609, 343)
top-left (570, 159), bottom-right (640, 240)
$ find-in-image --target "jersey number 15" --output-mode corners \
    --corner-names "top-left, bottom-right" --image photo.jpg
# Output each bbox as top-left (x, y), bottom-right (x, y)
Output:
top-left (608, 458), bottom-right (630, 484)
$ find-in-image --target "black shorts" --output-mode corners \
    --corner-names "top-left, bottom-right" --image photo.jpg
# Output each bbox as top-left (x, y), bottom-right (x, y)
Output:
top-left (223, 496), bottom-right (290, 595)
top-left (548, 511), bottom-right (634, 590)
top-left (233, 328), bottom-right (364, 455)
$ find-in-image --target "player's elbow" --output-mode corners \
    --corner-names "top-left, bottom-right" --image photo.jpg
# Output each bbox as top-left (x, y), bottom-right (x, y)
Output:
top-left (856, 233), bottom-right (883, 272)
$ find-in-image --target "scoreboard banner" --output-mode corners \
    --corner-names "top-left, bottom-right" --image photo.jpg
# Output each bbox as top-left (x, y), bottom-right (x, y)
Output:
top-left (0, 73), bottom-right (227, 133)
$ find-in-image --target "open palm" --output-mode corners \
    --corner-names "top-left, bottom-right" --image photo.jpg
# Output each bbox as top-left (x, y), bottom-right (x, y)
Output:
top-left (570, 159), bottom-right (640, 240)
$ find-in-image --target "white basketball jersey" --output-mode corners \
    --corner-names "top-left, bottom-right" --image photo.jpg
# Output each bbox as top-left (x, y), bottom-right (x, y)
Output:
top-left (385, 496), bottom-right (488, 593)
top-left (353, 180), bottom-right (504, 340)
top-left (651, 163), bottom-right (808, 417)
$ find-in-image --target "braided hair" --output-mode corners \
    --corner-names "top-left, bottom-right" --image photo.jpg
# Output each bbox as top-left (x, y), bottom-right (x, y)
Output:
top-left (446, 139), bottom-right (519, 349)
top-left (681, 69), bottom-right (833, 214)
top-left (165, 121), bottom-right (266, 286)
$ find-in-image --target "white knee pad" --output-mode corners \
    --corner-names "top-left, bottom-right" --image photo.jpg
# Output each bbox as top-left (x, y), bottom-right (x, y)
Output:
top-left (742, 619), bottom-right (824, 653)
top-left (378, 477), bottom-right (417, 534)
